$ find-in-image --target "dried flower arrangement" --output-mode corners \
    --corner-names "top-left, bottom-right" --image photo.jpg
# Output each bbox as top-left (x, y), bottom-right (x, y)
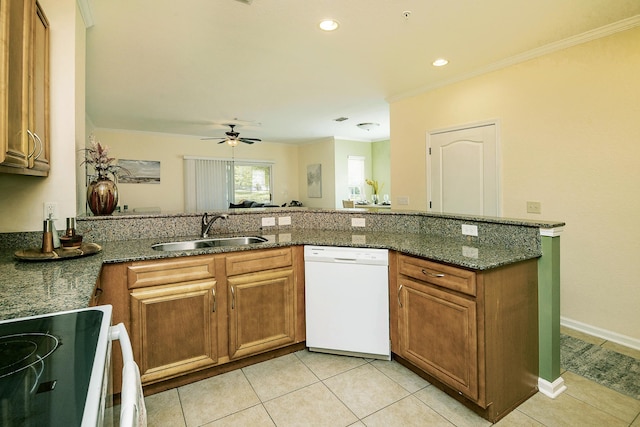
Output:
top-left (365, 178), bottom-right (383, 195)
top-left (81, 135), bottom-right (129, 180)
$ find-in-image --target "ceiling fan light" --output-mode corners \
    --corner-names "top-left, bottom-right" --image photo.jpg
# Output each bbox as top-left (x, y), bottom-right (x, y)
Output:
top-left (319, 19), bottom-right (339, 31)
top-left (227, 139), bottom-right (239, 147)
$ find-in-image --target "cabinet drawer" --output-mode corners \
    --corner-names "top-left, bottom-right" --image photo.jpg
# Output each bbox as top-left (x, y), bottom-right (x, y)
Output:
top-left (398, 254), bottom-right (476, 296)
top-left (226, 248), bottom-right (292, 276)
top-left (128, 255), bottom-right (216, 289)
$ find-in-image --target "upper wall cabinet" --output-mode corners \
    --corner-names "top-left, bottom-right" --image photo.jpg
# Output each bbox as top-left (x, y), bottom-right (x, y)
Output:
top-left (0, 0), bottom-right (50, 176)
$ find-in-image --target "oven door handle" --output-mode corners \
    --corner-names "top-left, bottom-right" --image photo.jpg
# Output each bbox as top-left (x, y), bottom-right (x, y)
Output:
top-left (109, 323), bottom-right (147, 427)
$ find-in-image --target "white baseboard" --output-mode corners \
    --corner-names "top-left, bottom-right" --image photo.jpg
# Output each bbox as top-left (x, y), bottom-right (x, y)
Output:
top-left (538, 377), bottom-right (567, 398)
top-left (561, 317), bottom-right (640, 351)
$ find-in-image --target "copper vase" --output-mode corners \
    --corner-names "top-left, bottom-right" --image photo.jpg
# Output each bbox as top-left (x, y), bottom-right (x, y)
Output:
top-left (87, 178), bottom-right (119, 215)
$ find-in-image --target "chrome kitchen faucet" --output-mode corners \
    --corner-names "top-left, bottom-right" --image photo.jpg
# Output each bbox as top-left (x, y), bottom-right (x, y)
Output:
top-left (201, 213), bottom-right (229, 238)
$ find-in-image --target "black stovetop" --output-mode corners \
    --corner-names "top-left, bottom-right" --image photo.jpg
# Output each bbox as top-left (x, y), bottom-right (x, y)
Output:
top-left (0, 310), bottom-right (103, 426)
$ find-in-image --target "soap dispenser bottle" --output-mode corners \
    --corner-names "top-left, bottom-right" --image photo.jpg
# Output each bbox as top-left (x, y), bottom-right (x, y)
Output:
top-left (46, 214), bottom-right (61, 249)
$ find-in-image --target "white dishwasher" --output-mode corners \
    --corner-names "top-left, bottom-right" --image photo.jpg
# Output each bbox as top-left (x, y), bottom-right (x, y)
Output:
top-left (304, 245), bottom-right (390, 360)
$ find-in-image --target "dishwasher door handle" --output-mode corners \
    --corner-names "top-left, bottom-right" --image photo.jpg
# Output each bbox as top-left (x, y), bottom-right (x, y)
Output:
top-left (333, 257), bottom-right (358, 263)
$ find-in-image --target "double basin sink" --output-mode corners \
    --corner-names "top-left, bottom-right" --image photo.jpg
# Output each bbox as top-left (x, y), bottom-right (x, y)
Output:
top-left (152, 236), bottom-right (268, 251)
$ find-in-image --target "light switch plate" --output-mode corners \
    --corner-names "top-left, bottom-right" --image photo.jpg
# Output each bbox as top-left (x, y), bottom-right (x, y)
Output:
top-left (278, 216), bottom-right (291, 226)
top-left (261, 217), bottom-right (276, 227)
top-left (527, 201), bottom-right (542, 214)
top-left (461, 224), bottom-right (478, 236)
top-left (351, 218), bottom-right (366, 227)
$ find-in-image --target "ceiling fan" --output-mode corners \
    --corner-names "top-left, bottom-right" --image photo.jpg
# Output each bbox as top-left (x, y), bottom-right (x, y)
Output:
top-left (201, 124), bottom-right (261, 146)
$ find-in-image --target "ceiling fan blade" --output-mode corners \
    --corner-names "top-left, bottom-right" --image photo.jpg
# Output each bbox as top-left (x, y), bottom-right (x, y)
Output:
top-left (240, 137), bottom-right (261, 142)
top-left (201, 137), bottom-right (225, 140)
top-left (239, 139), bottom-right (257, 144)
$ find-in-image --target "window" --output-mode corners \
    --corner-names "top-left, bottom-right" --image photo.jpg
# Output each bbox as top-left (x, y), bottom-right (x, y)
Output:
top-left (347, 156), bottom-right (365, 200)
top-left (184, 157), bottom-right (273, 211)
top-left (233, 163), bottom-right (272, 203)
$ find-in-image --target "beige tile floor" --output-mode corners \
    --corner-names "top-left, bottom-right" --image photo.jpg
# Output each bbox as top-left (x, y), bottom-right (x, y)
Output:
top-left (141, 332), bottom-right (640, 427)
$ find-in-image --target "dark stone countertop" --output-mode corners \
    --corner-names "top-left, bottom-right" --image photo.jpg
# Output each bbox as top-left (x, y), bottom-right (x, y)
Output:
top-left (0, 229), bottom-right (541, 321)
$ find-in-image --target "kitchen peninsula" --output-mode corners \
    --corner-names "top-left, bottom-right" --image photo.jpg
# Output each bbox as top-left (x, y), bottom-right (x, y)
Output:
top-left (0, 208), bottom-right (564, 422)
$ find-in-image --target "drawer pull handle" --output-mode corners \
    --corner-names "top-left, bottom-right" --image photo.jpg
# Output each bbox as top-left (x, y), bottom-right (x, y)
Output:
top-left (211, 288), bottom-right (216, 313)
top-left (422, 269), bottom-right (445, 278)
top-left (397, 284), bottom-right (403, 308)
top-left (93, 287), bottom-right (103, 303)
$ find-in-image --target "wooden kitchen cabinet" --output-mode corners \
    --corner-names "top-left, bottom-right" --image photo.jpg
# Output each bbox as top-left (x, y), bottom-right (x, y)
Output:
top-left (394, 253), bottom-right (538, 422)
top-left (0, 0), bottom-right (49, 176)
top-left (127, 255), bottom-right (220, 385)
top-left (226, 247), bottom-right (298, 359)
top-left (94, 247), bottom-right (305, 394)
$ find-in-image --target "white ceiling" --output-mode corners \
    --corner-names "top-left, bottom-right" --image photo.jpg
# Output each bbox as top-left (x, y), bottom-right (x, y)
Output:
top-left (85, 0), bottom-right (640, 144)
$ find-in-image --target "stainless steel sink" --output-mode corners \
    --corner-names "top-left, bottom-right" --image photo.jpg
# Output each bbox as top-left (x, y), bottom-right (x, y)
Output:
top-left (152, 236), bottom-right (268, 251)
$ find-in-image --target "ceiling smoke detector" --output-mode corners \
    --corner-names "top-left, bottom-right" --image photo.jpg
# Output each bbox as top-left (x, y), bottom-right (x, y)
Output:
top-left (356, 122), bottom-right (380, 131)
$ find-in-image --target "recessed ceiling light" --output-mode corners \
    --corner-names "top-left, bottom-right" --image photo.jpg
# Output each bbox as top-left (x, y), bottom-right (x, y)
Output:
top-left (433, 58), bottom-right (449, 67)
top-left (319, 19), bottom-right (339, 31)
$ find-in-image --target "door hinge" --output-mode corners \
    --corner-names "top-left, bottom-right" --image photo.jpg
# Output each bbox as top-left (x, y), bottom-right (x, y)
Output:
top-left (428, 147), bottom-right (431, 155)
top-left (429, 201), bottom-right (432, 209)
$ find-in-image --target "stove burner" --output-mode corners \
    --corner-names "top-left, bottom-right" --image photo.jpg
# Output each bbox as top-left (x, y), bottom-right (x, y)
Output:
top-left (0, 333), bottom-right (59, 378)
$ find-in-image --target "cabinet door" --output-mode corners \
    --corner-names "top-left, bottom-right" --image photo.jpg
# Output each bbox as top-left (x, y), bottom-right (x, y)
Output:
top-left (130, 279), bottom-right (218, 384)
top-left (228, 268), bottom-right (296, 359)
top-left (0, 0), bottom-right (49, 175)
top-left (29, 2), bottom-right (49, 173)
top-left (398, 278), bottom-right (479, 401)
top-left (0, 0), bottom-right (30, 169)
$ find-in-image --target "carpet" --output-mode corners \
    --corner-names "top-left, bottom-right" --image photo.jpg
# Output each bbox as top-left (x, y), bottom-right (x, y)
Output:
top-left (561, 334), bottom-right (640, 400)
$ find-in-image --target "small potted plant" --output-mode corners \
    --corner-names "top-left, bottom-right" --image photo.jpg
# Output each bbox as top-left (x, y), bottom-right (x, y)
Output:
top-left (82, 135), bottom-right (129, 215)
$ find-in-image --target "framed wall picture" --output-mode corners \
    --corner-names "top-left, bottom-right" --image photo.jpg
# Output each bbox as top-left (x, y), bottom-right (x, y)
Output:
top-left (118, 159), bottom-right (160, 184)
top-left (307, 163), bottom-right (322, 198)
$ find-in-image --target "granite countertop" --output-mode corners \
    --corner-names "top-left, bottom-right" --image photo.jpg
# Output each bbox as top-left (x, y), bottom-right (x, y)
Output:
top-left (0, 229), bottom-right (541, 321)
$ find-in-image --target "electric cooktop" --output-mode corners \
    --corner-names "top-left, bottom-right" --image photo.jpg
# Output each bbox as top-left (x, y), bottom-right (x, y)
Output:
top-left (0, 310), bottom-right (103, 426)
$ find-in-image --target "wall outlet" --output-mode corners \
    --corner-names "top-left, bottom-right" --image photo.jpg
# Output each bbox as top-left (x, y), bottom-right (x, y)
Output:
top-left (261, 217), bottom-right (276, 227)
top-left (278, 216), bottom-right (291, 226)
top-left (397, 196), bottom-right (409, 205)
top-left (461, 224), bottom-right (478, 236)
top-left (527, 201), bottom-right (542, 214)
top-left (43, 202), bottom-right (58, 220)
top-left (351, 218), bottom-right (366, 227)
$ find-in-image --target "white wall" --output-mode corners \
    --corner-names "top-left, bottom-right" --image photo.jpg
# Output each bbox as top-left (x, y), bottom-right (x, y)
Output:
top-left (390, 27), bottom-right (640, 341)
top-left (297, 138), bottom-right (335, 208)
top-left (0, 0), bottom-right (82, 233)
top-left (372, 139), bottom-right (390, 201)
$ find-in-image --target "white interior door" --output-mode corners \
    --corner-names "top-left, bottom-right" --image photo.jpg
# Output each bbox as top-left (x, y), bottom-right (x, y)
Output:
top-left (428, 123), bottom-right (500, 216)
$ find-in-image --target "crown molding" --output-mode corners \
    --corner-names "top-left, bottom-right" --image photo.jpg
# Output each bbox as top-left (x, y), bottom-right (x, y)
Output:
top-left (77, 0), bottom-right (94, 28)
top-left (388, 15), bottom-right (640, 103)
